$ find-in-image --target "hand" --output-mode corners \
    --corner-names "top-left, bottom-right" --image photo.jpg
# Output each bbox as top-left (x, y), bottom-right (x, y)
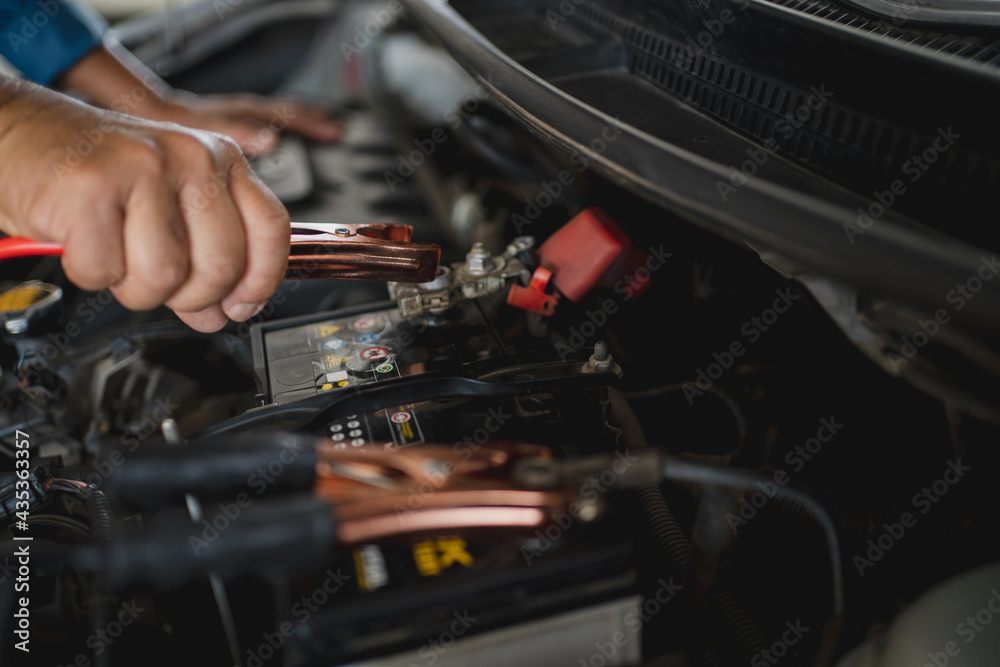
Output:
top-left (149, 92), bottom-right (342, 157)
top-left (0, 78), bottom-right (291, 333)
top-left (59, 46), bottom-right (342, 158)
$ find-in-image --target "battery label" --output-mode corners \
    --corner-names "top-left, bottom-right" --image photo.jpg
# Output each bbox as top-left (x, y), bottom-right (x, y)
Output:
top-left (354, 544), bottom-right (389, 593)
top-left (318, 325), bottom-right (343, 337)
top-left (412, 536), bottom-right (474, 576)
top-left (385, 407), bottom-right (424, 445)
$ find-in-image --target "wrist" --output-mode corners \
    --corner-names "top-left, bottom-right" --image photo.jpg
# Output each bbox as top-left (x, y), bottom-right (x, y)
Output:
top-left (59, 46), bottom-right (176, 122)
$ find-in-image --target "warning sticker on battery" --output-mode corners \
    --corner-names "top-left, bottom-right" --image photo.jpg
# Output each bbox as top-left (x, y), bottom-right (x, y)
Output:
top-left (385, 406), bottom-right (424, 445)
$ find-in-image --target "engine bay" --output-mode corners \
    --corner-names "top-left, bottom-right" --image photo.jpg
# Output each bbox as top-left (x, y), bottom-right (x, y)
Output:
top-left (2, 1), bottom-right (1000, 665)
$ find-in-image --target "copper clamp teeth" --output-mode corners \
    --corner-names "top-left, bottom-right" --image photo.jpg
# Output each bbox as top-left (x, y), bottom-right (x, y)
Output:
top-left (287, 222), bottom-right (440, 283)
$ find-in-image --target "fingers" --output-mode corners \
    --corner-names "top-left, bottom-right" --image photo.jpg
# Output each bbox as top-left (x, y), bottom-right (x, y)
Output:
top-left (57, 179), bottom-right (127, 292)
top-left (277, 103), bottom-right (342, 142)
top-left (158, 135), bottom-right (288, 330)
top-left (164, 137), bottom-right (249, 315)
top-left (110, 176), bottom-right (190, 310)
top-left (173, 304), bottom-right (229, 333)
top-left (215, 117), bottom-right (278, 158)
top-left (220, 158), bottom-right (290, 321)
top-left (222, 95), bottom-right (342, 143)
top-left (7, 96), bottom-right (291, 332)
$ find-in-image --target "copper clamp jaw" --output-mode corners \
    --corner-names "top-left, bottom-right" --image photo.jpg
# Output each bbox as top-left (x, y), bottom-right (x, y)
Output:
top-left (288, 222), bottom-right (440, 283)
top-left (0, 222), bottom-right (441, 284)
top-left (313, 441), bottom-right (601, 545)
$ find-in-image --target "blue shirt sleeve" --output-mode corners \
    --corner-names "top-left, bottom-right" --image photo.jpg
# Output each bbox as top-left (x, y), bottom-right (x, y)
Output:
top-left (0, 0), bottom-right (106, 86)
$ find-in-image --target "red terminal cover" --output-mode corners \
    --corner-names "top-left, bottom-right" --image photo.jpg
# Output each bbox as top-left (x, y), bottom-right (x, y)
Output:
top-left (536, 207), bottom-right (650, 303)
top-left (506, 266), bottom-right (560, 315)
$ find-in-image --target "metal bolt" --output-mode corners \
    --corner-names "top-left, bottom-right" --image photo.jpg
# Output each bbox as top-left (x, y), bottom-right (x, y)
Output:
top-left (423, 459), bottom-right (451, 483)
top-left (584, 341), bottom-right (620, 378)
top-left (506, 236), bottom-right (535, 256)
top-left (465, 242), bottom-right (495, 273)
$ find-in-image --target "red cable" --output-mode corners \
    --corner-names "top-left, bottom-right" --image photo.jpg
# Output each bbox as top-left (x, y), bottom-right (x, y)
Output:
top-left (0, 237), bottom-right (65, 261)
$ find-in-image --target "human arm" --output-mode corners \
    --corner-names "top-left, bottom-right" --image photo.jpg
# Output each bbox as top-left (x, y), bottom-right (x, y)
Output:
top-left (59, 42), bottom-right (342, 156)
top-left (0, 74), bottom-right (291, 331)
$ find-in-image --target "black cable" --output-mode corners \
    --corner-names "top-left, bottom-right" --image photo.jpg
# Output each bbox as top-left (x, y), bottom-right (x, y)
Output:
top-left (191, 364), bottom-right (618, 439)
top-left (661, 457), bottom-right (845, 666)
top-left (47, 481), bottom-right (115, 667)
top-left (83, 488), bottom-right (112, 542)
top-left (622, 382), bottom-right (748, 456)
top-left (83, 486), bottom-right (113, 667)
top-left (661, 457), bottom-right (844, 616)
top-left (608, 388), bottom-right (766, 657)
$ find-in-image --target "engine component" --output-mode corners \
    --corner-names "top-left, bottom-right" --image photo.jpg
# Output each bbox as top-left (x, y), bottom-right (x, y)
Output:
top-left (288, 222), bottom-right (441, 283)
top-left (0, 281), bottom-right (63, 338)
top-left (387, 239), bottom-right (534, 319)
top-left (535, 207), bottom-right (652, 303)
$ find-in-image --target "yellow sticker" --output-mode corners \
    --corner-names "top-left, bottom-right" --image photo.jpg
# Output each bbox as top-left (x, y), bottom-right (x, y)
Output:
top-left (318, 325), bottom-right (343, 337)
top-left (320, 383), bottom-right (334, 391)
top-left (353, 549), bottom-right (369, 592)
top-left (412, 536), bottom-right (474, 576)
top-left (0, 283), bottom-right (53, 313)
top-left (325, 354), bottom-right (346, 369)
top-left (413, 540), bottom-right (441, 576)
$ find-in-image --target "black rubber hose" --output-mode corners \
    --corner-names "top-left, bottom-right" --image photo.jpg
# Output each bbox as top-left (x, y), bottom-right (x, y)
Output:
top-left (637, 482), bottom-right (767, 658)
top-left (636, 485), bottom-right (694, 572)
top-left (608, 389), bottom-right (767, 658)
top-left (84, 487), bottom-right (112, 543)
top-left (661, 458), bottom-right (844, 618)
top-left (104, 433), bottom-right (318, 509)
top-left (72, 495), bottom-right (336, 590)
top-left (661, 457), bottom-right (845, 666)
top-left (81, 485), bottom-right (113, 667)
